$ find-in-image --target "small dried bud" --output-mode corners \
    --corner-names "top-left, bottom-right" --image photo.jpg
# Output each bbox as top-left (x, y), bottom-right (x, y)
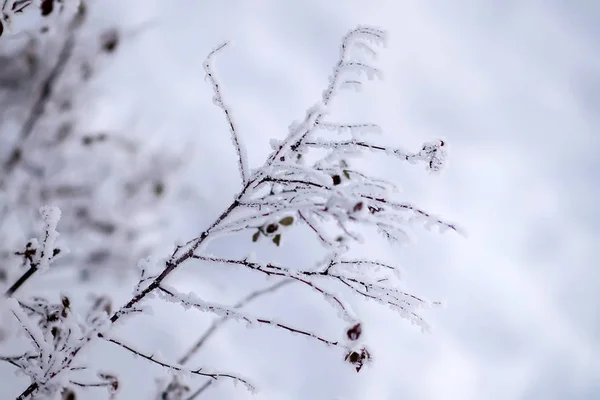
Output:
top-left (265, 223), bottom-right (278, 234)
top-left (332, 175), bottom-right (342, 185)
top-left (41, 0), bottom-right (54, 16)
top-left (346, 351), bottom-right (360, 364)
top-left (61, 388), bottom-right (76, 400)
top-left (100, 29), bottom-right (119, 53)
top-left (61, 296), bottom-right (70, 317)
top-left (344, 347), bottom-right (371, 373)
top-left (346, 323), bottom-right (362, 341)
top-left (352, 202), bottom-right (363, 213)
top-left (51, 326), bottom-right (60, 338)
top-left (153, 181), bottom-right (165, 197)
top-left (272, 233), bottom-right (281, 246)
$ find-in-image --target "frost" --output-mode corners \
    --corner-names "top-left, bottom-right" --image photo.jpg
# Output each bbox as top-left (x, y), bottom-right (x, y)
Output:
top-left (0, 24), bottom-right (461, 398)
top-left (36, 206), bottom-right (61, 273)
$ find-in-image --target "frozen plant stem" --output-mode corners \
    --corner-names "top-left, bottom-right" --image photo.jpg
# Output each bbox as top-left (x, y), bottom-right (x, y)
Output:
top-left (204, 42), bottom-right (249, 185)
top-left (4, 266), bottom-right (37, 298)
top-left (157, 280), bottom-right (293, 399)
top-left (12, 25), bottom-right (461, 399)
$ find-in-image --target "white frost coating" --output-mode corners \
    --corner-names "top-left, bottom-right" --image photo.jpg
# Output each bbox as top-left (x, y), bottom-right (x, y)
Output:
top-left (36, 206), bottom-right (62, 272)
top-left (0, 26), bottom-right (461, 397)
top-left (7, 298), bottom-right (50, 354)
top-left (245, 251), bottom-right (257, 263)
top-left (204, 41), bottom-right (250, 184)
top-left (134, 257), bottom-right (156, 296)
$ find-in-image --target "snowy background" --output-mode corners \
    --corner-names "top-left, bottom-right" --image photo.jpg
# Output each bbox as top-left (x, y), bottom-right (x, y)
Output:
top-left (2, 1), bottom-right (599, 399)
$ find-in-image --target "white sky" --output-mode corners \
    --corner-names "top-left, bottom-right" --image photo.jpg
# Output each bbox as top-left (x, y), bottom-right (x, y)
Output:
top-left (1, 1), bottom-right (599, 399)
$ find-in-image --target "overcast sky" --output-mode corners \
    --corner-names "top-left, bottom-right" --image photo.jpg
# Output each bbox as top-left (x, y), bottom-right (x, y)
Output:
top-left (2, 1), bottom-right (599, 399)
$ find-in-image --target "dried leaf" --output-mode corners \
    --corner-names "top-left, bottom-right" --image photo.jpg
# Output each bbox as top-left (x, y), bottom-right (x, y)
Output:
top-left (272, 234), bottom-right (281, 246)
top-left (279, 216), bottom-right (294, 226)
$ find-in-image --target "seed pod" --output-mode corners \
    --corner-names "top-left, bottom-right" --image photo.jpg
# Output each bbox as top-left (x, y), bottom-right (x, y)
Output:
top-left (346, 323), bottom-right (362, 341)
top-left (265, 223), bottom-right (278, 234)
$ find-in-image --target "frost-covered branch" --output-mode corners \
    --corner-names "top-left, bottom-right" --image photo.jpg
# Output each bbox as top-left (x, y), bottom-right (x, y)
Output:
top-left (4, 206), bottom-right (62, 297)
top-left (193, 255), bottom-right (436, 331)
top-left (157, 284), bottom-right (342, 345)
top-left (7, 24), bottom-right (461, 399)
top-left (157, 280), bottom-right (292, 399)
top-left (204, 42), bottom-right (249, 184)
top-left (99, 335), bottom-right (255, 392)
top-left (321, 26), bottom-right (386, 105)
top-left (178, 280), bottom-right (292, 365)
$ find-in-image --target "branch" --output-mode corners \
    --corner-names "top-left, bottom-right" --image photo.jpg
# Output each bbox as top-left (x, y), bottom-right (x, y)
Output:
top-left (193, 255), bottom-right (434, 329)
top-left (99, 334), bottom-right (255, 391)
top-left (177, 280), bottom-right (292, 365)
top-left (3, 34), bottom-right (76, 174)
top-left (193, 255), bottom-right (358, 323)
top-left (155, 280), bottom-right (292, 400)
top-left (204, 42), bottom-right (249, 184)
top-left (4, 206), bottom-right (62, 298)
top-left (0, 354), bottom-right (35, 369)
top-left (157, 285), bottom-right (341, 346)
top-left (4, 266), bottom-right (37, 298)
top-left (185, 380), bottom-right (213, 400)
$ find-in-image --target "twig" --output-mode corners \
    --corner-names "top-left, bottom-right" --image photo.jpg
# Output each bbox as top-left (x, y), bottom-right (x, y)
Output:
top-left (100, 335), bottom-right (254, 389)
top-left (4, 266), bottom-right (37, 297)
top-left (157, 285), bottom-right (341, 346)
top-left (3, 35), bottom-right (76, 173)
top-left (178, 280), bottom-right (292, 365)
top-left (184, 380), bottom-right (213, 400)
top-left (155, 280), bottom-right (291, 399)
top-left (204, 42), bottom-right (249, 184)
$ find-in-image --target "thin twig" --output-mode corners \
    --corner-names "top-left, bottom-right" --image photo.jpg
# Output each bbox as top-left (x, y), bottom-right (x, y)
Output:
top-left (204, 42), bottom-right (249, 184)
top-left (178, 280), bottom-right (292, 365)
top-left (100, 334), bottom-right (254, 389)
top-left (154, 280), bottom-right (292, 400)
top-left (4, 265), bottom-right (37, 297)
top-left (3, 35), bottom-right (76, 173)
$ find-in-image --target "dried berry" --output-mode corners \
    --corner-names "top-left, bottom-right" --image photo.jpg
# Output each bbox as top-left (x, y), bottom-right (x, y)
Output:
top-left (346, 323), bottom-right (362, 341)
top-left (41, 0), bottom-right (54, 16)
top-left (265, 223), bottom-right (278, 234)
top-left (100, 30), bottom-right (119, 53)
top-left (352, 202), bottom-right (363, 213)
